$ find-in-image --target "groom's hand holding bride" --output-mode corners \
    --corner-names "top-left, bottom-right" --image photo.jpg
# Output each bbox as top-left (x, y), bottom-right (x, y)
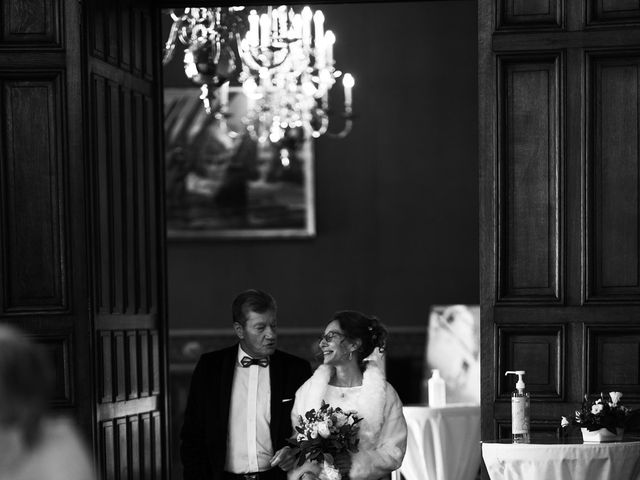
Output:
top-left (270, 445), bottom-right (298, 471)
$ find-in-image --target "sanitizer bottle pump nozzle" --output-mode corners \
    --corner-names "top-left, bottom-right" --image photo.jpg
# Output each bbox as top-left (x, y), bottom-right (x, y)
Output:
top-left (505, 370), bottom-right (526, 393)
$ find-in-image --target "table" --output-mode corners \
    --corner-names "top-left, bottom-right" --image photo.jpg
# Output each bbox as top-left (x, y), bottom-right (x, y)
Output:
top-left (398, 404), bottom-right (481, 480)
top-left (482, 438), bottom-right (640, 480)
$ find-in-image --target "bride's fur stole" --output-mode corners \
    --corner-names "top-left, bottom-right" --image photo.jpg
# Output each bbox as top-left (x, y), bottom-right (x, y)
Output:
top-left (289, 361), bottom-right (406, 480)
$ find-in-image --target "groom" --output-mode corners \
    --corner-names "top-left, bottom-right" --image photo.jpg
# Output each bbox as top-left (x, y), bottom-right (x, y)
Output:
top-left (180, 289), bottom-right (312, 480)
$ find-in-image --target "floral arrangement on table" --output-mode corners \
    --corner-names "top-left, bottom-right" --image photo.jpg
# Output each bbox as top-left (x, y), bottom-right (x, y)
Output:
top-left (289, 400), bottom-right (362, 480)
top-left (560, 391), bottom-right (638, 435)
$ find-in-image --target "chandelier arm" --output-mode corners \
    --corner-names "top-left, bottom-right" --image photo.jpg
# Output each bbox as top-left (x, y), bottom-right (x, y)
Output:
top-left (309, 110), bottom-right (329, 138)
top-left (325, 117), bottom-right (353, 139)
top-left (322, 107), bottom-right (355, 139)
top-left (240, 50), bottom-right (262, 72)
top-left (230, 31), bottom-right (245, 70)
top-left (169, 9), bottom-right (182, 22)
top-left (264, 53), bottom-right (289, 70)
top-left (162, 41), bottom-right (176, 66)
top-left (177, 24), bottom-right (191, 45)
top-left (212, 36), bottom-right (222, 64)
top-left (162, 18), bottom-right (186, 65)
top-left (240, 47), bottom-right (291, 72)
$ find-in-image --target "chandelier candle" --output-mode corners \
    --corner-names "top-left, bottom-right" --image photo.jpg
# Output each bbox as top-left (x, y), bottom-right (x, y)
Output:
top-left (301, 7), bottom-right (312, 47)
top-left (325, 30), bottom-right (335, 65)
top-left (343, 73), bottom-right (354, 109)
top-left (247, 10), bottom-right (259, 47)
top-left (505, 370), bottom-right (530, 443)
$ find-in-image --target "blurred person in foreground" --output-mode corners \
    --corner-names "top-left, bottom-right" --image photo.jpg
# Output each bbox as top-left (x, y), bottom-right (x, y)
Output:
top-left (180, 289), bottom-right (312, 480)
top-left (0, 324), bottom-right (94, 480)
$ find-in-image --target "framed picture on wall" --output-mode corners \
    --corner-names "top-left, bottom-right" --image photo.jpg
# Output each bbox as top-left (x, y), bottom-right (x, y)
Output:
top-left (163, 87), bottom-right (315, 239)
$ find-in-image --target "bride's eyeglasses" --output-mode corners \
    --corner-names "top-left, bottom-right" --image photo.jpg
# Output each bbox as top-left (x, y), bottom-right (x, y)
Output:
top-left (318, 331), bottom-right (345, 344)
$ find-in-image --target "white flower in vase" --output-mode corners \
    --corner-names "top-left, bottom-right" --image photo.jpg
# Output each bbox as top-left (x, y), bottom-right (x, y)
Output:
top-left (609, 391), bottom-right (623, 406)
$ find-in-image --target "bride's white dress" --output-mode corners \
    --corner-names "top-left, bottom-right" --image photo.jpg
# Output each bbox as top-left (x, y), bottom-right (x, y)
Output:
top-left (288, 363), bottom-right (407, 480)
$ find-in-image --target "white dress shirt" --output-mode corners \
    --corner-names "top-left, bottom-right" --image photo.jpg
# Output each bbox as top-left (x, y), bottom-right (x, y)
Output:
top-left (224, 345), bottom-right (273, 473)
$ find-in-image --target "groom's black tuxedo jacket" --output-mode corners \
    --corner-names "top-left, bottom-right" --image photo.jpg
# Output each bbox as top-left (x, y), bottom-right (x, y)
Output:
top-left (180, 344), bottom-right (312, 480)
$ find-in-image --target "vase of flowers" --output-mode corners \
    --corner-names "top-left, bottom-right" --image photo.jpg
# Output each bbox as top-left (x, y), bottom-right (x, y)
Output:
top-left (289, 400), bottom-right (362, 480)
top-left (560, 391), bottom-right (638, 443)
top-left (580, 426), bottom-right (624, 442)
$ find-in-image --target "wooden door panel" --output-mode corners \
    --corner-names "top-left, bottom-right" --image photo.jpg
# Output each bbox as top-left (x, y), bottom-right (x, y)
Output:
top-left (90, 2), bottom-right (154, 79)
top-left (33, 331), bottom-right (74, 407)
top-left (497, 0), bottom-right (563, 29)
top-left (497, 55), bottom-right (563, 304)
top-left (91, 73), bottom-right (158, 316)
top-left (586, 326), bottom-right (640, 400)
top-left (497, 325), bottom-right (565, 401)
top-left (1, 0), bottom-right (61, 45)
top-left (99, 412), bottom-right (162, 480)
top-left (588, 0), bottom-right (640, 24)
top-left (0, 74), bottom-right (68, 313)
top-left (587, 53), bottom-right (640, 301)
top-left (98, 329), bottom-right (161, 404)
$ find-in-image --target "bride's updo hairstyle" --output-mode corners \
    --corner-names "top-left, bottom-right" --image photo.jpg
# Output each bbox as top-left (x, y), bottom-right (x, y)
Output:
top-left (332, 310), bottom-right (388, 369)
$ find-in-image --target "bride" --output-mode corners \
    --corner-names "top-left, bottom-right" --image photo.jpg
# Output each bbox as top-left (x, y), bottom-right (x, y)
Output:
top-left (288, 311), bottom-right (407, 480)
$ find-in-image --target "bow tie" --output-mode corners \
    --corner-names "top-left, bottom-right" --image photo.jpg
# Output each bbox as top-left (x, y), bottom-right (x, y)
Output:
top-left (240, 356), bottom-right (269, 368)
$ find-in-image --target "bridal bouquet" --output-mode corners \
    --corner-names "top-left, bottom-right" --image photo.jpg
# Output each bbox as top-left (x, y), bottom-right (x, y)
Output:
top-left (289, 400), bottom-right (362, 480)
top-left (560, 391), bottom-right (638, 434)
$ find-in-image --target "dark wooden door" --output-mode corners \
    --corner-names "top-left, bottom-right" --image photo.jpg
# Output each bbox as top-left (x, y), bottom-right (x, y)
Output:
top-left (0, 0), bottom-right (92, 432)
top-left (480, 0), bottom-right (640, 443)
top-left (0, 0), bottom-right (169, 479)
top-left (87, 1), bottom-right (169, 478)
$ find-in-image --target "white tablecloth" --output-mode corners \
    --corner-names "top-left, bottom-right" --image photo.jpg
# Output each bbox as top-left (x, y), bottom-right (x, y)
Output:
top-left (399, 404), bottom-right (481, 480)
top-left (482, 440), bottom-right (640, 480)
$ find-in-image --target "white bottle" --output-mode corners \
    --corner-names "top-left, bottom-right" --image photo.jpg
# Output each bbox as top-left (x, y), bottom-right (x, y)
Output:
top-left (505, 370), bottom-right (530, 443)
top-left (428, 369), bottom-right (446, 407)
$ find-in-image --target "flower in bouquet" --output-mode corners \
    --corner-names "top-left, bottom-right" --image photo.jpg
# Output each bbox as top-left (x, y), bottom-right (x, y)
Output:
top-left (318, 461), bottom-right (341, 480)
top-left (560, 391), bottom-right (638, 434)
top-left (289, 400), bottom-right (362, 479)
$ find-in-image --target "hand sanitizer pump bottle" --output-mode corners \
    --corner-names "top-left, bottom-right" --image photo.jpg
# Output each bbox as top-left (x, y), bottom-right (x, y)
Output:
top-left (505, 370), bottom-right (530, 443)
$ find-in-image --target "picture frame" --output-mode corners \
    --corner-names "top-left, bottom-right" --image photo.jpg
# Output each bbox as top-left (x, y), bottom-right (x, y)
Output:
top-left (163, 87), bottom-right (316, 239)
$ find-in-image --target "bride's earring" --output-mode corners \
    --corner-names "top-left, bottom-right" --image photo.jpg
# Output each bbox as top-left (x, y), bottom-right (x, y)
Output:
top-left (349, 351), bottom-right (353, 361)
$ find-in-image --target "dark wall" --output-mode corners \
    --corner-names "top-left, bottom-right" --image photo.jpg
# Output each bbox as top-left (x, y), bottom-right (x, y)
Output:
top-left (163, 1), bottom-right (478, 331)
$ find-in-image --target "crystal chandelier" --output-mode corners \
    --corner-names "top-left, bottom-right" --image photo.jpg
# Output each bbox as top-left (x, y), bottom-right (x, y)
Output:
top-left (163, 6), bottom-right (354, 157)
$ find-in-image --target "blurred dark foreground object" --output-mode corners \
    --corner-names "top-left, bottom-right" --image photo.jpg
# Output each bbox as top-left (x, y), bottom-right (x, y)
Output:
top-left (0, 324), bottom-right (95, 480)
